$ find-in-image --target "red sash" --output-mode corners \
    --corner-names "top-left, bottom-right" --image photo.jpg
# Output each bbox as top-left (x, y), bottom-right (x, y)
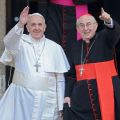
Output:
top-left (75, 60), bottom-right (117, 120)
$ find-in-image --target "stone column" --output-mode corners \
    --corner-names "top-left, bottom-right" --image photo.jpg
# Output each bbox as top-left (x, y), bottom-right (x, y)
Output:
top-left (0, 0), bottom-right (6, 97)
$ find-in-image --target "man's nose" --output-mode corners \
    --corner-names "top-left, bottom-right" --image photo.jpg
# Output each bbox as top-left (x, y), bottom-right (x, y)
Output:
top-left (84, 25), bottom-right (88, 30)
top-left (35, 25), bottom-right (40, 30)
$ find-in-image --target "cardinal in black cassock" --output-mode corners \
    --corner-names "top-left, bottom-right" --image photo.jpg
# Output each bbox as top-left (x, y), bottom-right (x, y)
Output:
top-left (37, 0), bottom-right (102, 57)
top-left (63, 8), bottom-right (120, 120)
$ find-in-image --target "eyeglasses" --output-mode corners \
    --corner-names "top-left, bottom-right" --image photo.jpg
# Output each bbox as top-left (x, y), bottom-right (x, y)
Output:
top-left (77, 22), bottom-right (96, 29)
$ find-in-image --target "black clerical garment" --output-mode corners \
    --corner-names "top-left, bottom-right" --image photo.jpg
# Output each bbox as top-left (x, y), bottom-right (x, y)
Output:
top-left (38, 0), bottom-right (102, 56)
top-left (102, 0), bottom-right (120, 75)
top-left (63, 21), bottom-right (120, 120)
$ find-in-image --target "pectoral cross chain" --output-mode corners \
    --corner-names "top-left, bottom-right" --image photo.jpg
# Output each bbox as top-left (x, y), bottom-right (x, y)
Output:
top-left (34, 63), bottom-right (41, 72)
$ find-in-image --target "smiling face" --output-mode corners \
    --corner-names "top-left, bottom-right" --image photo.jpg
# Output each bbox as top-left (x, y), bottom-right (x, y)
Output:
top-left (26, 14), bottom-right (46, 40)
top-left (77, 14), bottom-right (98, 42)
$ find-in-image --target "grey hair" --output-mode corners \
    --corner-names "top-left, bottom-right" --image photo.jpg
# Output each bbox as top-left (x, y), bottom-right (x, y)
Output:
top-left (76, 15), bottom-right (97, 27)
top-left (27, 13), bottom-right (46, 25)
top-left (29, 13), bottom-right (44, 18)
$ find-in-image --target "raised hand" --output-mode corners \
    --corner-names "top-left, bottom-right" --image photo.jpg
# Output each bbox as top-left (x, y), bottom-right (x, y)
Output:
top-left (18, 6), bottom-right (29, 28)
top-left (99, 8), bottom-right (111, 23)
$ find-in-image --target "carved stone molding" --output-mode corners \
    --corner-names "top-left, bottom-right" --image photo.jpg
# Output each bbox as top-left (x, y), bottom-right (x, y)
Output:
top-left (0, 0), bottom-right (6, 97)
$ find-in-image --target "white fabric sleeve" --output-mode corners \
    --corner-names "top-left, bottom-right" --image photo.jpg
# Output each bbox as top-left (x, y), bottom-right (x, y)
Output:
top-left (104, 18), bottom-right (114, 28)
top-left (14, 24), bottom-right (24, 35)
top-left (0, 48), bottom-right (14, 66)
top-left (3, 24), bottom-right (24, 51)
top-left (56, 73), bottom-right (65, 111)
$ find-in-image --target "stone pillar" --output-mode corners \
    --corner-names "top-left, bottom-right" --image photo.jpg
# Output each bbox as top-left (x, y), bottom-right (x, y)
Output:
top-left (0, 0), bottom-right (6, 97)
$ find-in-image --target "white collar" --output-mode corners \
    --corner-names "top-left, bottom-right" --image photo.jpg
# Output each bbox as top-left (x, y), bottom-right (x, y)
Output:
top-left (21, 34), bottom-right (46, 45)
top-left (29, 35), bottom-right (46, 44)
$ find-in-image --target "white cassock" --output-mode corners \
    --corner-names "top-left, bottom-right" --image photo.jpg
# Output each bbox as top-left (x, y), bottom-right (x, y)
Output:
top-left (0, 24), bottom-right (70, 120)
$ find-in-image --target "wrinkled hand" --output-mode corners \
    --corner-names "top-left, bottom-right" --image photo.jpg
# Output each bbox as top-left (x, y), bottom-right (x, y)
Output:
top-left (18, 6), bottom-right (29, 28)
top-left (99, 8), bottom-right (111, 23)
top-left (64, 97), bottom-right (71, 107)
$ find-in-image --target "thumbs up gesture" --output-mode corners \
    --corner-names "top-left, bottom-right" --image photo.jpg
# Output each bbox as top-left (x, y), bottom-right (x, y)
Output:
top-left (99, 8), bottom-right (111, 23)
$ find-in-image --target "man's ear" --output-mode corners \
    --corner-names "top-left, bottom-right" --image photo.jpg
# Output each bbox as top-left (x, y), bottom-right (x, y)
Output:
top-left (44, 24), bottom-right (47, 32)
top-left (95, 22), bottom-right (98, 31)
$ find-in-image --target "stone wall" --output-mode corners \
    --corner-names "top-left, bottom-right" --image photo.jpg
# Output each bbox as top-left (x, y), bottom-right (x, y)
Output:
top-left (0, 0), bottom-right (6, 96)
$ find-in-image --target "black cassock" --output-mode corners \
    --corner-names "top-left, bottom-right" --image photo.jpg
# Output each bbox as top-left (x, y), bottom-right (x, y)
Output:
top-left (63, 21), bottom-right (120, 120)
top-left (102, 0), bottom-right (120, 75)
top-left (37, 0), bottom-right (102, 57)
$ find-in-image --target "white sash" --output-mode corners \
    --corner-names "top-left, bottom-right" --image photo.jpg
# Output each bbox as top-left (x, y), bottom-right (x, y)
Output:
top-left (12, 71), bottom-right (55, 91)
